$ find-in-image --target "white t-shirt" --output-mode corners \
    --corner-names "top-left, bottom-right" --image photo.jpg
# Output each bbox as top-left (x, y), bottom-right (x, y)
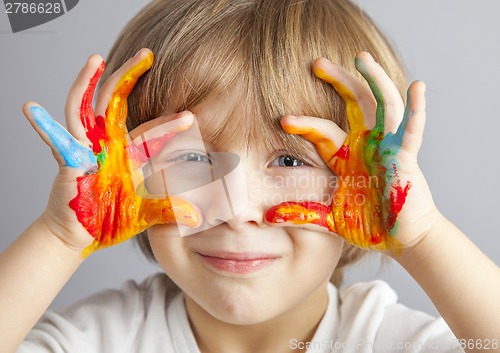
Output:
top-left (17, 273), bottom-right (464, 353)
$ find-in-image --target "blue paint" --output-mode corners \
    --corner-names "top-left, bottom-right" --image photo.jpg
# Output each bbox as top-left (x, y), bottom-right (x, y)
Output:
top-left (386, 89), bottom-right (413, 148)
top-left (31, 106), bottom-right (97, 170)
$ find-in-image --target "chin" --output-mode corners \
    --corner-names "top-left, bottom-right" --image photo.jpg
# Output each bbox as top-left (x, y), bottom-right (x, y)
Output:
top-left (206, 297), bottom-right (274, 325)
top-left (191, 280), bottom-right (281, 325)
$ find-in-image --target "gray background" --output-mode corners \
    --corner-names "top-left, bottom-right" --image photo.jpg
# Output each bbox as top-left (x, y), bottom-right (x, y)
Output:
top-left (0, 1), bottom-right (499, 318)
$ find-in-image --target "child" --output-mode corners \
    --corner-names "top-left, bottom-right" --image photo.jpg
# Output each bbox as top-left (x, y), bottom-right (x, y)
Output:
top-left (1, 0), bottom-right (499, 352)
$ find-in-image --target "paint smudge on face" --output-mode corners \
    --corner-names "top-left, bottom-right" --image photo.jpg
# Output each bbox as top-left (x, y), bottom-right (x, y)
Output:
top-left (33, 52), bottom-right (200, 256)
top-left (265, 58), bottom-right (411, 253)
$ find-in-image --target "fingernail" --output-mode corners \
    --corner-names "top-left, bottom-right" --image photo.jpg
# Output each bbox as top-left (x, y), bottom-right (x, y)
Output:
top-left (178, 111), bottom-right (194, 118)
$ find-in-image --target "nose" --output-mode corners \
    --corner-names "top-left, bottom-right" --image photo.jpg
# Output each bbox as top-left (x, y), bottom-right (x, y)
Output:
top-left (221, 185), bottom-right (265, 230)
top-left (204, 153), bottom-right (267, 230)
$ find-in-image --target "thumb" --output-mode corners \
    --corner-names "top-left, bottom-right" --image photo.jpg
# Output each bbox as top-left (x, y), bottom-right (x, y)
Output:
top-left (23, 102), bottom-right (97, 171)
top-left (139, 195), bottom-right (203, 229)
top-left (265, 201), bottom-right (336, 233)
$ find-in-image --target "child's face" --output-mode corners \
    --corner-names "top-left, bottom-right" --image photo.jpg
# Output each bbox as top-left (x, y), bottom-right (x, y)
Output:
top-left (146, 93), bottom-right (344, 325)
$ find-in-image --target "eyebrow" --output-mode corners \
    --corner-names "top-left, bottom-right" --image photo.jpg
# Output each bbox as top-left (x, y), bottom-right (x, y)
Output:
top-left (262, 132), bottom-right (326, 167)
top-left (190, 99), bottom-right (327, 166)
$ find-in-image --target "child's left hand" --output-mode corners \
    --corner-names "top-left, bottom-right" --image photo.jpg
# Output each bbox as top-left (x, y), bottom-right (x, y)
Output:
top-left (266, 52), bottom-right (441, 254)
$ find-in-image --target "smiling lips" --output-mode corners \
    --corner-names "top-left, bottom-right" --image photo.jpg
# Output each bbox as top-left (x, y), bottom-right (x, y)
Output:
top-left (196, 251), bottom-right (280, 274)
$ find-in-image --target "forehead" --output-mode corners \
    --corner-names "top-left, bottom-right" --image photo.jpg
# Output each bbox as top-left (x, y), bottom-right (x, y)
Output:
top-left (189, 91), bottom-right (236, 137)
top-left (189, 90), bottom-right (247, 147)
top-left (180, 86), bottom-right (286, 154)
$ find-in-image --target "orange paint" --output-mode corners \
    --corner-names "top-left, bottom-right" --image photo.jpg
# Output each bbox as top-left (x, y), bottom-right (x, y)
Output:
top-left (69, 52), bottom-right (199, 256)
top-left (266, 63), bottom-right (411, 253)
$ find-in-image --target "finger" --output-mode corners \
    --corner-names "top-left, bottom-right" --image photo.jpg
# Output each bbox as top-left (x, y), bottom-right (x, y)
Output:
top-left (23, 102), bottom-right (97, 171)
top-left (265, 201), bottom-right (336, 233)
top-left (400, 81), bottom-right (427, 155)
top-left (280, 115), bottom-right (347, 169)
top-left (79, 195), bottom-right (202, 254)
top-left (127, 111), bottom-right (195, 164)
top-left (355, 51), bottom-right (405, 134)
top-left (265, 200), bottom-right (393, 251)
top-left (140, 195), bottom-right (203, 229)
top-left (65, 54), bottom-right (105, 145)
top-left (313, 57), bottom-right (376, 130)
top-left (95, 48), bottom-right (154, 120)
top-left (129, 111), bottom-right (194, 141)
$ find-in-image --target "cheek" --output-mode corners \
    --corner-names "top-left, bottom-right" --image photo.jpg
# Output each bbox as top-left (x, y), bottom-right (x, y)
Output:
top-left (288, 227), bottom-right (344, 281)
top-left (148, 226), bottom-right (190, 281)
top-left (259, 169), bottom-right (337, 204)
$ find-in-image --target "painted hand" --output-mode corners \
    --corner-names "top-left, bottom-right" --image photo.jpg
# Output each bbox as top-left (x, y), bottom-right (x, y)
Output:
top-left (25, 49), bottom-right (200, 256)
top-left (266, 52), bottom-right (438, 254)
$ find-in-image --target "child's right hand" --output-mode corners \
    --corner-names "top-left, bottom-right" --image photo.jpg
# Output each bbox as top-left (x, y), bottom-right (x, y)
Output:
top-left (23, 49), bottom-right (200, 256)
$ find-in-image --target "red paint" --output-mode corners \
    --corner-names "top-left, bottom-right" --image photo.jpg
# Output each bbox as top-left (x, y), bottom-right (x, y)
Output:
top-left (141, 133), bottom-right (176, 158)
top-left (69, 174), bottom-right (101, 239)
top-left (80, 62), bottom-right (106, 154)
top-left (386, 182), bottom-right (411, 230)
top-left (265, 129), bottom-right (410, 251)
top-left (265, 202), bottom-right (332, 230)
top-left (265, 63), bottom-right (413, 253)
top-left (69, 52), bottom-right (200, 256)
top-left (335, 145), bottom-right (350, 159)
top-left (126, 132), bottom-right (177, 164)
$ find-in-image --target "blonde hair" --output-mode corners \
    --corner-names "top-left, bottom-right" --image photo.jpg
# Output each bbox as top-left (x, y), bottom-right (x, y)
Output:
top-left (103, 0), bottom-right (407, 287)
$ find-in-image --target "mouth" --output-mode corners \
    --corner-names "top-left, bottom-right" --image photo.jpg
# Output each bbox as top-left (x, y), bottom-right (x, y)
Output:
top-left (195, 251), bottom-right (280, 274)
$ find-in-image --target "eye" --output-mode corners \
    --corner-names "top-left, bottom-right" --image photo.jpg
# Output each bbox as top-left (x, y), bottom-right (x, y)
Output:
top-left (170, 151), bottom-right (211, 163)
top-left (269, 155), bottom-right (306, 167)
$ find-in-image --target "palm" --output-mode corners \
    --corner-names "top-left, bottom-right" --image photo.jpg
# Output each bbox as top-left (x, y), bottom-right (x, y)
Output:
top-left (327, 123), bottom-right (410, 252)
